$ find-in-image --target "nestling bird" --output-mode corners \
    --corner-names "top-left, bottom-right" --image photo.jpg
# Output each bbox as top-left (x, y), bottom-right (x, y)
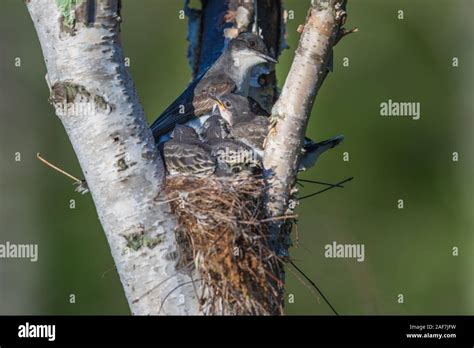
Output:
top-left (201, 115), bottom-right (230, 140)
top-left (213, 94), bottom-right (270, 154)
top-left (150, 32), bottom-right (277, 141)
top-left (159, 125), bottom-right (216, 176)
top-left (212, 93), bottom-right (344, 170)
top-left (201, 115), bottom-right (260, 175)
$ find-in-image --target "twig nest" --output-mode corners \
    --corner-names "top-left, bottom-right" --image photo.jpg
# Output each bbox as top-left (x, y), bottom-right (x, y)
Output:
top-left (163, 173), bottom-right (285, 315)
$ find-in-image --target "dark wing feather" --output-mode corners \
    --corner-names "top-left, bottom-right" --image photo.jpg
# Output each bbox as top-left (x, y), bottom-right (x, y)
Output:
top-left (150, 77), bottom-right (203, 139)
top-left (303, 135), bottom-right (344, 152)
top-left (150, 72), bottom-right (236, 140)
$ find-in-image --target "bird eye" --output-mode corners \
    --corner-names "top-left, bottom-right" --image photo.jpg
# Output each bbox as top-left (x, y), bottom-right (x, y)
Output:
top-left (225, 101), bottom-right (232, 108)
top-left (249, 40), bottom-right (256, 48)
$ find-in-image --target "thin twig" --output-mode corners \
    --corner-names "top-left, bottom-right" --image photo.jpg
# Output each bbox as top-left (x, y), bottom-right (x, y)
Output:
top-left (158, 279), bottom-right (202, 315)
top-left (299, 177), bottom-right (353, 200)
top-left (289, 260), bottom-right (339, 316)
top-left (259, 214), bottom-right (298, 223)
top-left (36, 153), bottom-right (82, 183)
top-left (298, 178), bottom-right (345, 188)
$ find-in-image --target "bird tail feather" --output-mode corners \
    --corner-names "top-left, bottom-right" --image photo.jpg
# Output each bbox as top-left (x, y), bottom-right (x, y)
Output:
top-left (304, 134), bottom-right (344, 153)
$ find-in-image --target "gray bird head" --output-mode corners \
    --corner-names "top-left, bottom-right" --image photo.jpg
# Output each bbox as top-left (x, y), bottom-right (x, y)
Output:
top-left (212, 94), bottom-right (254, 126)
top-left (228, 32), bottom-right (278, 66)
top-left (201, 115), bottom-right (229, 140)
top-left (171, 125), bottom-right (199, 142)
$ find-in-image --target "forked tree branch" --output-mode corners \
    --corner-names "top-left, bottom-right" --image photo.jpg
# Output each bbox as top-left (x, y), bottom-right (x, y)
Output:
top-left (26, 0), bottom-right (200, 315)
top-left (27, 0), bottom-right (350, 315)
top-left (263, 0), bottom-right (349, 256)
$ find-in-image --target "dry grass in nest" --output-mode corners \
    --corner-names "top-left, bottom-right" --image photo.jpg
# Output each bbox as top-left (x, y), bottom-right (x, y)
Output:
top-left (163, 173), bottom-right (285, 315)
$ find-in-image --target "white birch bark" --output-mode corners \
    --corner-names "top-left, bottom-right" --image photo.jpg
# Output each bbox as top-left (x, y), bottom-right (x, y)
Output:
top-left (26, 0), bottom-right (200, 315)
top-left (263, 0), bottom-right (348, 254)
top-left (26, 0), bottom-right (350, 315)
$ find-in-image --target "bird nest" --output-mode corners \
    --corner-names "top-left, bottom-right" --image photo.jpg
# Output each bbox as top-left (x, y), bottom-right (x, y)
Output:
top-left (163, 173), bottom-right (285, 315)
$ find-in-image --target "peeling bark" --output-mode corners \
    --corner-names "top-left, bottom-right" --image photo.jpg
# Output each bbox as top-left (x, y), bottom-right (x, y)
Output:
top-left (27, 0), bottom-right (200, 315)
top-left (263, 0), bottom-right (349, 256)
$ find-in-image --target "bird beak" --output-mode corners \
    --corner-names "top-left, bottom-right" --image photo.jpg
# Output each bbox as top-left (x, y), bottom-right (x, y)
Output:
top-left (259, 53), bottom-right (278, 64)
top-left (211, 96), bottom-right (226, 110)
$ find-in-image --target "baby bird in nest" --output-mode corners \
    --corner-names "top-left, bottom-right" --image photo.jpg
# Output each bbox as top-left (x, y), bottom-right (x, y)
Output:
top-left (160, 93), bottom-right (343, 176)
top-left (160, 118), bottom-right (260, 177)
top-left (160, 125), bottom-right (216, 176)
top-left (212, 94), bottom-right (270, 157)
top-left (212, 93), bottom-right (344, 171)
top-left (201, 115), bottom-right (260, 175)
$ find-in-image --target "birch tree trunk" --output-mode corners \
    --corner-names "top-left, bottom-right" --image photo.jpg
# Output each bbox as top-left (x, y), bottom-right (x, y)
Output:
top-left (26, 0), bottom-right (200, 315)
top-left (27, 0), bottom-right (350, 315)
top-left (263, 0), bottom-right (349, 256)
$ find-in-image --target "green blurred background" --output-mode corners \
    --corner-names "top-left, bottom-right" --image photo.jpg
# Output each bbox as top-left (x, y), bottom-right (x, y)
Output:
top-left (1, 0), bottom-right (472, 315)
